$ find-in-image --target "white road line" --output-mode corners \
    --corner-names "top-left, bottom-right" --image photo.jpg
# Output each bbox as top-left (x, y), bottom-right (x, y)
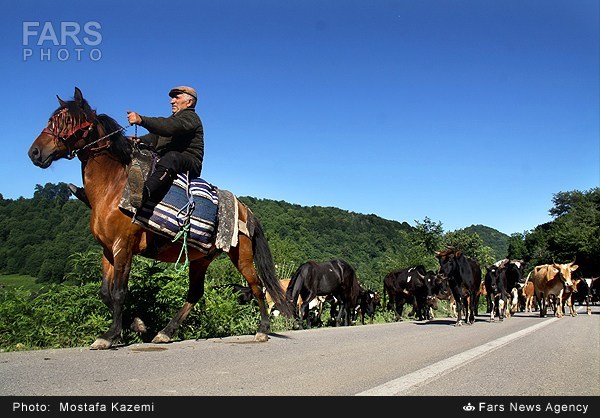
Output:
top-left (356, 317), bottom-right (559, 396)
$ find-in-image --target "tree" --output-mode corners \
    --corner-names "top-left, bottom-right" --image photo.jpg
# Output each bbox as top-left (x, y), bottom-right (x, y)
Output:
top-left (64, 250), bottom-right (103, 285)
top-left (547, 188), bottom-right (600, 275)
top-left (507, 232), bottom-right (527, 261)
top-left (414, 217), bottom-right (444, 254)
top-left (33, 183), bottom-right (72, 205)
top-left (442, 229), bottom-right (496, 269)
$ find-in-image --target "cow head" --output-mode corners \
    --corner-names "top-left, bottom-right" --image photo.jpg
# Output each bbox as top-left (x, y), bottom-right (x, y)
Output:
top-left (430, 273), bottom-right (451, 301)
top-left (435, 250), bottom-right (460, 280)
top-left (552, 261), bottom-right (579, 289)
top-left (423, 270), bottom-right (448, 309)
top-left (485, 265), bottom-right (502, 296)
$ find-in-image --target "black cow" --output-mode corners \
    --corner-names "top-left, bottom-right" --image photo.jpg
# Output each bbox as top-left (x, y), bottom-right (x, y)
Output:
top-left (484, 265), bottom-right (508, 321)
top-left (286, 259), bottom-right (360, 329)
top-left (383, 265), bottom-right (437, 321)
top-left (505, 260), bottom-right (526, 313)
top-left (435, 249), bottom-right (482, 326)
top-left (354, 288), bottom-right (380, 325)
top-left (590, 277), bottom-right (600, 305)
top-left (570, 272), bottom-right (592, 315)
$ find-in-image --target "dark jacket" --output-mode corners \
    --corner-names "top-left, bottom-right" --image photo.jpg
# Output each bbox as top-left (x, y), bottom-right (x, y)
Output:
top-left (138, 107), bottom-right (204, 174)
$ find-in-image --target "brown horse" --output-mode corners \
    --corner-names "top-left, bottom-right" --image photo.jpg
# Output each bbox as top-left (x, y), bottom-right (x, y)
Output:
top-left (27, 87), bottom-right (294, 349)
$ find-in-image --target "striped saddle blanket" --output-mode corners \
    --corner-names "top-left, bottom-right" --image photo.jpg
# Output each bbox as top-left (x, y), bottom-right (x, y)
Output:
top-left (132, 174), bottom-right (219, 253)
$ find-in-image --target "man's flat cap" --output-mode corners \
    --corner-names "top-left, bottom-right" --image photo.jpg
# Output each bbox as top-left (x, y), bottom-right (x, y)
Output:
top-left (169, 86), bottom-right (197, 100)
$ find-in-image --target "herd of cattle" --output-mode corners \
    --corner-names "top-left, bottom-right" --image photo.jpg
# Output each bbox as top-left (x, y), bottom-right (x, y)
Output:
top-left (223, 249), bottom-right (599, 330)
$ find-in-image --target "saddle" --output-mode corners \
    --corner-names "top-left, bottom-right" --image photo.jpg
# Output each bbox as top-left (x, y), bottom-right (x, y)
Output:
top-left (119, 148), bottom-right (250, 253)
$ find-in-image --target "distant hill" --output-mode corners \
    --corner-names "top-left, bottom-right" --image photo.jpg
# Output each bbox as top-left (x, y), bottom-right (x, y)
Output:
top-left (0, 186), bottom-right (509, 289)
top-left (463, 224), bottom-right (509, 260)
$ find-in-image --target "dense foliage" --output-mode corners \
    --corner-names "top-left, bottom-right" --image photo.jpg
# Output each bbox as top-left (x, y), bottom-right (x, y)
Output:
top-left (0, 183), bottom-right (95, 281)
top-left (1, 184), bottom-right (598, 351)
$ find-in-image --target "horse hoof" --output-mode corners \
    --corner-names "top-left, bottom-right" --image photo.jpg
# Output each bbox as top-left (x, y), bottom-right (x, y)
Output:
top-left (151, 332), bottom-right (171, 344)
top-left (90, 338), bottom-right (112, 350)
top-left (130, 317), bottom-right (147, 333)
top-left (254, 332), bottom-right (269, 342)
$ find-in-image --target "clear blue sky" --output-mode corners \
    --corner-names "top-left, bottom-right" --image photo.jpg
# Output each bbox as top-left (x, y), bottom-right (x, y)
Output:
top-left (1, 0), bottom-right (598, 235)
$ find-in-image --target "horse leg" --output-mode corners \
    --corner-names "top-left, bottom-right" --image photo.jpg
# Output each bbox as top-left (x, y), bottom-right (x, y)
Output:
top-left (152, 259), bottom-right (209, 343)
top-left (228, 235), bottom-right (272, 341)
top-left (91, 251), bottom-right (132, 350)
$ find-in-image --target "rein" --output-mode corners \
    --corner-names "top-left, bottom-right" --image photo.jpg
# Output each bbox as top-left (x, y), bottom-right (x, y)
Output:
top-left (75, 126), bottom-right (127, 157)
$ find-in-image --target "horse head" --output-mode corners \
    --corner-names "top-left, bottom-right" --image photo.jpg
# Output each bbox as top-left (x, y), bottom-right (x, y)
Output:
top-left (28, 87), bottom-right (97, 168)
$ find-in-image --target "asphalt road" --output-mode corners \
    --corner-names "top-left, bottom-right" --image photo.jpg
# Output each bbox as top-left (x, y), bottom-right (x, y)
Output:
top-left (1, 306), bottom-right (598, 398)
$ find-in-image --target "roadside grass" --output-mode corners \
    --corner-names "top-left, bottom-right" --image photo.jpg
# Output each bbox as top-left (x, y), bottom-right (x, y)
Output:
top-left (0, 274), bottom-right (44, 293)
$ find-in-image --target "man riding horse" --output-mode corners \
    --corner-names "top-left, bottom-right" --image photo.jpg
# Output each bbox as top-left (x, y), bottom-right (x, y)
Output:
top-left (71, 85), bottom-right (203, 210)
top-left (29, 87), bottom-right (294, 348)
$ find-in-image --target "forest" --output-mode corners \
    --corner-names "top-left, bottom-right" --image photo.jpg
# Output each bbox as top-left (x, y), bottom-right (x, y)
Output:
top-left (0, 183), bottom-right (598, 350)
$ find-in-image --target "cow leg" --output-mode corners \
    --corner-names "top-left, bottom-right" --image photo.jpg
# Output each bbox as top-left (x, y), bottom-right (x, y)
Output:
top-left (301, 300), bottom-right (312, 328)
top-left (489, 295), bottom-right (496, 322)
top-left (337, 303), bottom-right (347, 326)
top-left (586, 296), bottom-right (592, 315)
top-left (498, 295), bottom-right (506, 321)
top-left (556, 290), bottom-right (564, 318)
top-left (486, 293), bottom-right (492, 314)
top-left (538, 292), bottom-right (547, 317)
top-left (526, 296), bottom-right (534, 313)
top-left (567, 297), bottom-right (577, 317)
top-left (453, 290), bottom-right (465, 326)
top-left (467, 294), bottom-right (475, 324)
top-left (395, 298), bottom-right (405, 321)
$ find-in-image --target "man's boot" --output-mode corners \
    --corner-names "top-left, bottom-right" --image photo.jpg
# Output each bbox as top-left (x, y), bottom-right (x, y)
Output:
top-left (128, 160), bottom-right (146, 209)
top-left (132, 167), bottom-right (174, 209)
top-left (67, 183), bottom-right (91, 208)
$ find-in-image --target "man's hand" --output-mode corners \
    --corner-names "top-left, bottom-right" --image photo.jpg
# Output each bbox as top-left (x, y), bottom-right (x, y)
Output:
top-left (127, 111), bottom-right (142, 125)
top-left (128, 136), bottom-right (141, 144)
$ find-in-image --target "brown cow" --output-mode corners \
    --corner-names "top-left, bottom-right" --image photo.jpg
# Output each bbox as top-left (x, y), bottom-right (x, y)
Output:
top-left (558, 278), bottom-right (582, 317)
top-left (532, 261), bottom-right (578, 318)
top-left (521, 277), bottom-right (537, 313)
top-left (266, 279), bottom-right (291, 314)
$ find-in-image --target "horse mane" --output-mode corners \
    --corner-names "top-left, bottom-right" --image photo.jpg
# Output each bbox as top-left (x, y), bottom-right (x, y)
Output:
top-left (51, 97), bottom-right (95, 121)
top-left (51, 97), bottom-right (132, 166)
top-left (96, 113), bottom-right (132, 165)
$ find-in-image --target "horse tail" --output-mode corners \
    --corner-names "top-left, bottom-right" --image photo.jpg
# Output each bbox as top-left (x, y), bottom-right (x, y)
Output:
top-left (249, 213), bottom-right (295, 318)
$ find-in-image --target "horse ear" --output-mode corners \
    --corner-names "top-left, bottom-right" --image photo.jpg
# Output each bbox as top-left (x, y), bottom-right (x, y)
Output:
top-left (74, 87), bottom-right (84, 106)
top-left (56, 95), bottom-right (67, 107)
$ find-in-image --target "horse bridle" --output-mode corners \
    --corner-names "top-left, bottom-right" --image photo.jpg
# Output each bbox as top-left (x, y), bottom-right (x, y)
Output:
top-left (42, 108), bottom-right (124, 160)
